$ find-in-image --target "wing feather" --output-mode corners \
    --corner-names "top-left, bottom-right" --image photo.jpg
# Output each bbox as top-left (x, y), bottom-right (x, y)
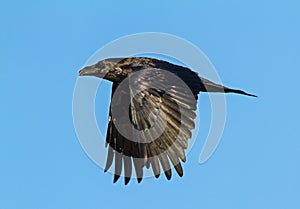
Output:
top-left (104, 66), bottom-right (200, 183)
top-left (113, 151), bottom-right (122, 183)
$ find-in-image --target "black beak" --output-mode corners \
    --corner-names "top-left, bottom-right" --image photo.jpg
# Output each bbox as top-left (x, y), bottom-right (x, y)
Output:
top-left (78, 66), bottom-right (96, 76)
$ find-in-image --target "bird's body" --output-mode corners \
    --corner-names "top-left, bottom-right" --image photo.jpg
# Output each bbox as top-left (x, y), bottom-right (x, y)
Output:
top-left (78, 57), bottom-right (256, 185)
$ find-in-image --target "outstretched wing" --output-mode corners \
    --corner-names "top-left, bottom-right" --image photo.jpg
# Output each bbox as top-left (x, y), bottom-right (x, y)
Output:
top-left (104, 67), bottom-right (201, 185)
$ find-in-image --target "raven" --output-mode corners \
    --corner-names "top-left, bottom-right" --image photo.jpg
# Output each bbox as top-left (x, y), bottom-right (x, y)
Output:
top-left (78, 57), bottom-right (256, 185)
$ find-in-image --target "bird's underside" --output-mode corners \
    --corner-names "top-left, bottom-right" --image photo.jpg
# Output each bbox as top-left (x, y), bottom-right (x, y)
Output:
top-left (78, 57), bottom-right (256, 185)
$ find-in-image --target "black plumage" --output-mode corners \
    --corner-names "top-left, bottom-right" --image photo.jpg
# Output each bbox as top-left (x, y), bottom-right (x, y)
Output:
top-left (78, 57), bottom-right (256, 185)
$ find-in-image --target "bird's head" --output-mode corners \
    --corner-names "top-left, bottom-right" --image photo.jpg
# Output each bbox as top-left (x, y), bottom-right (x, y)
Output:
top-left (78, 58), bottom-right (130, 82)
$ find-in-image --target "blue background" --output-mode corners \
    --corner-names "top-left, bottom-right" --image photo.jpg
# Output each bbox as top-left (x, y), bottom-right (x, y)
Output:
top-left (1, 1), bottom-right (299, 209)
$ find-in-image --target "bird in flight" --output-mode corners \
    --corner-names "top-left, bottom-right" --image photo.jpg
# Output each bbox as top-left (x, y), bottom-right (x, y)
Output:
top-left (78, 57), bottom-right (256, 185)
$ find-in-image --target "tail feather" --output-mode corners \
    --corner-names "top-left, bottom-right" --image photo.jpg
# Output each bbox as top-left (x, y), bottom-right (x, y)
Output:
top-left (224, 88), bottom-right (257, 97)
top-left (200, 78), bottom-right (257, 97)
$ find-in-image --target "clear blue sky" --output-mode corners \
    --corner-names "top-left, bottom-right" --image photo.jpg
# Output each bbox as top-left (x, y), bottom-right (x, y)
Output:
top-left (1, 1), bottom-right (299, 209)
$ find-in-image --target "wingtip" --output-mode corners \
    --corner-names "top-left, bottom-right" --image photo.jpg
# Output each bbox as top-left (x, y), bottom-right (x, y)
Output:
top-left (124, 177), bottom-right (130, 185)
top-left (113, 175), bottom-right (120, 183)
top-left (165, 169), bottom-right (172, 180)
top-left (174, 164), bottom-right (184, 177)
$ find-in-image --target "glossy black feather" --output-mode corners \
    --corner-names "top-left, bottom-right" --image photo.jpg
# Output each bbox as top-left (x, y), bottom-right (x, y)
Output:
top-left (78, 57), bottom-right (256, 184)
